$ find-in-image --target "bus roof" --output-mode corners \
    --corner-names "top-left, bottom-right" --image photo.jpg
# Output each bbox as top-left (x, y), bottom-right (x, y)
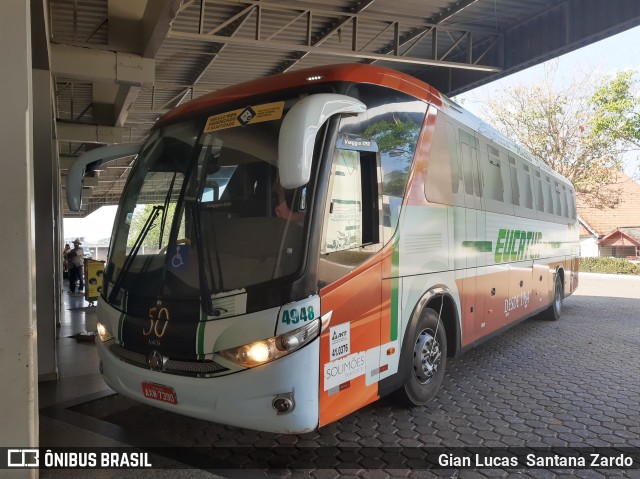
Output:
top-left (157, 63), bottom-right (573, 189)
top-left (157, 63), bottom-right (439, 125)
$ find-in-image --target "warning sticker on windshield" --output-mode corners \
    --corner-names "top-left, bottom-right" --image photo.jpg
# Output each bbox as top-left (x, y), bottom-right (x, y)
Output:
top-left (204, 102), bottom-right (284, 133)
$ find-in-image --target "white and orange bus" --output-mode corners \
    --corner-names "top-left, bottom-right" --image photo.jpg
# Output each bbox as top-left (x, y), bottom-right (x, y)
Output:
top-left (68, 64), bottom-right (579, 433)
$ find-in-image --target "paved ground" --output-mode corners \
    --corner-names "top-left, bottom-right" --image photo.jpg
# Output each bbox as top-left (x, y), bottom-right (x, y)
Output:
top-left (67, 273), bottom-right (640, 478)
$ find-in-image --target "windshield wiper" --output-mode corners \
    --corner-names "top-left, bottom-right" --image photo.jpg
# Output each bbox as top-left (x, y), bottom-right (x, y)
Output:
top-left (108, 205), bottom-right (163, 304)
top-left (158, 173), bottom-right (177, 248)
top-left (190, 201), bottom-right (228, 316)
top-left (190, 202), bottom-right (213, 314)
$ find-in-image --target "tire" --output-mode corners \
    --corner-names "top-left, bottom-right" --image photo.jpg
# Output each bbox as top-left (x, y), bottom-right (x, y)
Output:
top-left (396, 308), bottom-right (447, 406)
top-left (541, 273), bottom-right (563, 321)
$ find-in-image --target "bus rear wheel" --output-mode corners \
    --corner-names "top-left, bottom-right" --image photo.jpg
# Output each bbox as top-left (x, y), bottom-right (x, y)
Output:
top-left (397, 308), bottom-right (447, 406)
top-left (541, 273), bottom-right (563, 321)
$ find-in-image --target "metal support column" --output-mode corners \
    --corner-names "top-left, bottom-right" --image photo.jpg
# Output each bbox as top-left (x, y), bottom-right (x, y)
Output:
top-left (0, 0), bottom-right (39, 475)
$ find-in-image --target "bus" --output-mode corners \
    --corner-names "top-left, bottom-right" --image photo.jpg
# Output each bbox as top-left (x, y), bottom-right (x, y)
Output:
top-left (68, 64), bottom-right (579, 434)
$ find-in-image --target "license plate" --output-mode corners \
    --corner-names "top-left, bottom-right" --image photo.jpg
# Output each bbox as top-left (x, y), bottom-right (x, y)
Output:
top-left (141, 382), bottom-right (177, 405)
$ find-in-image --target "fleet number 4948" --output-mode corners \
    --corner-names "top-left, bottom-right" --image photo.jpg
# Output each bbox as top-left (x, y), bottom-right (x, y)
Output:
top-left (281, 306), bottom-right (315, 324)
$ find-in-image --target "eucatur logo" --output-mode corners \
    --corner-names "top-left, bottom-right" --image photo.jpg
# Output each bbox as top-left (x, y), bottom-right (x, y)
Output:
top-left (494, 228), bottom-right (542, 263)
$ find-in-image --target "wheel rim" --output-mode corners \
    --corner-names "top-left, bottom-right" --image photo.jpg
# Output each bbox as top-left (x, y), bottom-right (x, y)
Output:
top-left (554, 278), bottom-right (562, 315)
top-left (412, 328), bottom-right (442, 385)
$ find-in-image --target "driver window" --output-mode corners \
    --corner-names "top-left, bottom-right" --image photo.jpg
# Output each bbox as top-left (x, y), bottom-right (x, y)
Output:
top-left (318, 148), bottom-right (380, 286)
top-left (324, 150), bottom-right (365, 252)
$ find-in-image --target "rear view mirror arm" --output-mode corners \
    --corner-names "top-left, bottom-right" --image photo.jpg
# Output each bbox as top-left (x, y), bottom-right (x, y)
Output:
top-left (66, 143), bottom-right (143, 211)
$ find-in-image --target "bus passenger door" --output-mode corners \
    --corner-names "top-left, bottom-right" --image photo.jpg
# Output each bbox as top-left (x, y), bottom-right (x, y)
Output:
top-left (317, 147), bottom-right (382, 427)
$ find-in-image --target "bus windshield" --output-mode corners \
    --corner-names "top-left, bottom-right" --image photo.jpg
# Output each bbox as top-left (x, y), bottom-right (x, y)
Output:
top-left (104, 100), bottom-right (309, 319)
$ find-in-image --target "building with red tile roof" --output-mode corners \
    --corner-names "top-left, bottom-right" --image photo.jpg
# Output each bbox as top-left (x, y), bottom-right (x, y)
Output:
top-left (577, 174), bottom-right (640, 258)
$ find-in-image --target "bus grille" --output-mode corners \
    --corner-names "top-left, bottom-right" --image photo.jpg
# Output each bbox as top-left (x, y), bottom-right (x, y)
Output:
top-left (108, 343), bottom-right (228, 377)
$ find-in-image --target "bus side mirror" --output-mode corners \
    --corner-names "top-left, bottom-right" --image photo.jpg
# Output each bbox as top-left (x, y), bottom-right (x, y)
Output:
top-left (278, 94), bottom-right (366, 189)
top-left (66, 143), bottom-right (142, 211)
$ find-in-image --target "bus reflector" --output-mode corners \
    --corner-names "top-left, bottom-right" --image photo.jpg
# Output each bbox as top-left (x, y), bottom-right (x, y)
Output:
top-left (386, 347), bottom-right (396, 355)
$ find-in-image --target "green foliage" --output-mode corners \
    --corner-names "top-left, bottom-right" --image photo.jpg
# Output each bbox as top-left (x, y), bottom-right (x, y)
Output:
top-left (580, 257), bottom-right (640, 275)
top-left (384, 168), bottom-right (409, 196)
top-left (590, 71), bottom-right (640, 148)
top-left (364, 117), bottom-right (419, 152)
top-left (127, 203), bottom-right (178, 248)
top-left (364, 116), bottom-right (420, 198)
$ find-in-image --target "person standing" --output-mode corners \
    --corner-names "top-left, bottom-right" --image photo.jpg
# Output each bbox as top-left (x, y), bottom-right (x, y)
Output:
top-left (68, 239), bottom-right (85, 294)
top-left (62, 243), bottom-right (70, 279)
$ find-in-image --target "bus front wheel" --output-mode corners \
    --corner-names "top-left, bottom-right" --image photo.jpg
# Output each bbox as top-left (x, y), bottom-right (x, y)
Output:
top-left (397, 308), bottom-right (447, 406)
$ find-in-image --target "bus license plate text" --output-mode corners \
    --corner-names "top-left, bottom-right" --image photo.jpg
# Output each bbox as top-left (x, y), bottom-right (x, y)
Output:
top-left (141, 382), bottom-right (177, 405)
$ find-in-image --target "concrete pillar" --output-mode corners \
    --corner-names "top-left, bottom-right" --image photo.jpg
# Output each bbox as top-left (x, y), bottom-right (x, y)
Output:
top-left (0, 0), bottom-right (39, 476)
top-left (33, 69), bottom-right (59, 381)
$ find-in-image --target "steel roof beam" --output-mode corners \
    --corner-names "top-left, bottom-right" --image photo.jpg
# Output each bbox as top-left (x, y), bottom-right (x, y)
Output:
top-left (275, 0), bottom-right (376, 73)
top-left (429, 0), bottom-right (480, 25)
top-left (168, 4), bottom-right (256, 110)
top-left (168, 30), bottom-right (500, 71)
top-left (182, 0), bottom-right (500, 73)
top-left (423, 0), bottom-right (640, 95)
top-left (368, 0), bottom-right (485, 65)
top-left (206, 0), bottom-right (497, 35)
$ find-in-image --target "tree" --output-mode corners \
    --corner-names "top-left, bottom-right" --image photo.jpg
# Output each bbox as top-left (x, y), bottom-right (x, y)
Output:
top-left (482, 62), bottom-right (640, 208)
top-left (364, 116), bottom-right (421, 197)
top-left (590, 70), bottom-right (640, 151)
top-left (127, 203), bottom-right (178, 249)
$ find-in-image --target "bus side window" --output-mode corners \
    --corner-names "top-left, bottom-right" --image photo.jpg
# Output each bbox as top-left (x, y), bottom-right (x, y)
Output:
top-left (509, 156), bottom-right (519, 206)
top-left (558, 183), bottom-right (568, 219)
top-left (481, 143), bottom-right (513, 215)
top-left (533, 169), bottom-right (544, 213)
top-left (543, 175), bottom-right (554, 215)
top-left (483, 144), bottom-right (504, 202)
top-left (322, 149), bottom-right (379, 255)
top-left (513, 160), bottom-right (536, 219)
top-left (447, 122), bottom-right (464, 206)
top-left (568, 189), bottom-right (577, 220)
top-left (424, 115), bottom-right (454, 205)
top-left (459, 129), bottom-right (482, 208)
top-left (517, 162), bottom-right (534, 209)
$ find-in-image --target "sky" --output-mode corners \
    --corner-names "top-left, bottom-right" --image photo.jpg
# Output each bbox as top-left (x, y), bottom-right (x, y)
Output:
top-left (63, 25), bottom-right (640, 243)
top-left (63, 205), bottom-right (118, 244)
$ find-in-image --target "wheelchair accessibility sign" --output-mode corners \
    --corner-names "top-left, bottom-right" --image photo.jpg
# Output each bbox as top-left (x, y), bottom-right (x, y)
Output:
top-left (170, 244), bottom-right (189, 270)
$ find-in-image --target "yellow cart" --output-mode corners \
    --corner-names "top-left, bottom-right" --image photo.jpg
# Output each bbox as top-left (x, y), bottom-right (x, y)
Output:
top-left (84, 259), bottom-right (105, 305)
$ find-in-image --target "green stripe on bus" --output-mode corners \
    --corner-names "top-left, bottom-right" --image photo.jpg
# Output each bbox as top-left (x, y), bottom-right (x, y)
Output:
top-left (390, 235), bottom-right (400, 342)
top-left (118, 312), bottom-right (125, 344)
top-left (462, 240), bottom-right (493, 252)
top-left (332, 199), bottom-right (360, 205)
top-left (197, 311), bottom-right (206, 359)
top-left (117, 292), bottom-right (127, 345)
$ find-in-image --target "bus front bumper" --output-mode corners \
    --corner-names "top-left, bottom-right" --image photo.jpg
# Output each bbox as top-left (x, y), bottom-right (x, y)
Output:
top-left (96, 337), bottom-right (320, 434)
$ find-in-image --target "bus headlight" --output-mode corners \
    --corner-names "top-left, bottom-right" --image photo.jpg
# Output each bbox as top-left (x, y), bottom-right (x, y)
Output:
top-left (97, 322), bottom-right (113, 342)
top-left (218, 319), bottom-right (320, 368)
